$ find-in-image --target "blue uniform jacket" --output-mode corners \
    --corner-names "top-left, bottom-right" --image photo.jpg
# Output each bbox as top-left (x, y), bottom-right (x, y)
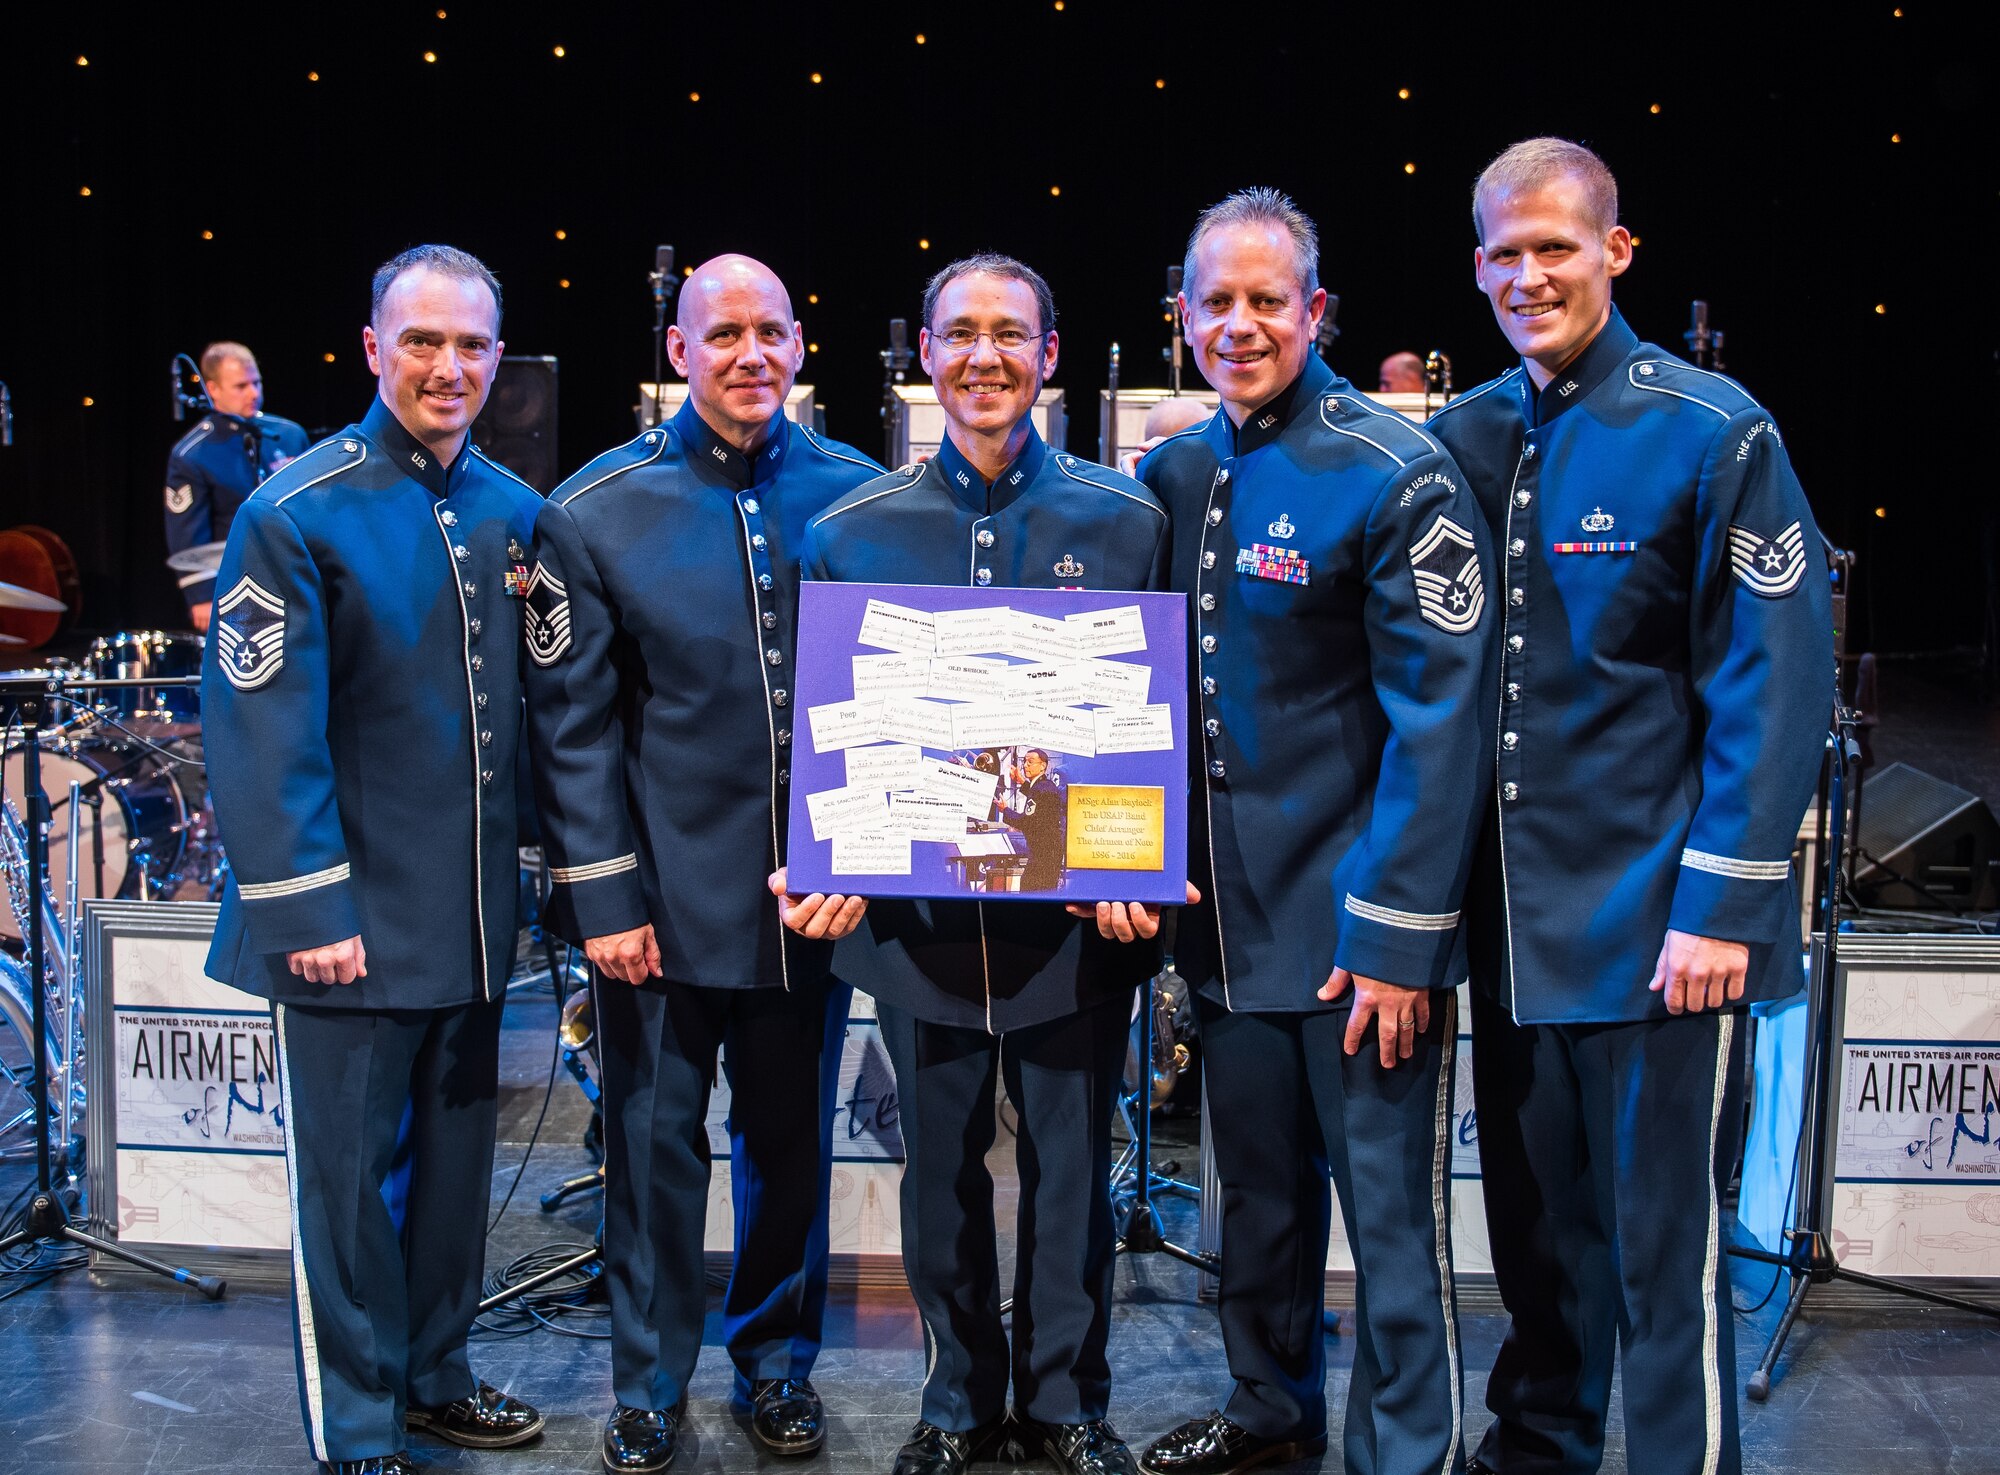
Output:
top-left (800, 429), bottom-right (1170, 1033)
top-left (524, 401), bottom-right (882, 990)
top-left (166, 410), bottom-right (312, 608)
top-left (1139, 356), bottom-right (1498, 1013)
top-left (1426, 308), bottom-right (1833, 1024)
top-left (202, 399), bottom-right (543, 1009)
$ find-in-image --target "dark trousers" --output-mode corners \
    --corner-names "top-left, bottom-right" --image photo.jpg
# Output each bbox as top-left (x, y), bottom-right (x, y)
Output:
top-left (1470, 993), bottom-right (1745, 1475)
top-left (879, 992), bottom-right (1131, 1431)
top-left (1199, 993), bottom-right (1464, 1475)
top-left (273, 998), bottom-right (503, 1464)
top-left (596, 973), bottom-right (851, 1412)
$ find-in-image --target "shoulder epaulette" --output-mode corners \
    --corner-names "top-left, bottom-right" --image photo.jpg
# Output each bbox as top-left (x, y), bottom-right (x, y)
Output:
top-left (554, 427), bottom-right (672, 506)
top-left (263, 433), bottom-right (367, 507)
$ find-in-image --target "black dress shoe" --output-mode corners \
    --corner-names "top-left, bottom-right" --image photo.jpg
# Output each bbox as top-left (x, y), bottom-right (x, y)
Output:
top-left (407, 1381), bottom-right (545, 1448)
top-left (1018, 1417), bottom-right (1139, 1475)
top-left (322, 1456), bottom-right (417, 1475)
top-left (891, 1417), bottom-right (1007, 1475)
top-left (604, 1402), bottom-right (686, 1474)
top-left (1139, 1412), bottom-right (1327, 1475)
top-left (747, 1377), bottom-right (826, 1455)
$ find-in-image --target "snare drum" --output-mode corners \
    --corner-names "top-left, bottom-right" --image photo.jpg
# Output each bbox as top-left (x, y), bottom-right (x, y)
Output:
top-left (87, 629), bottom-right (205, 735)
top-left (0, 740), bottom-right (190, 940)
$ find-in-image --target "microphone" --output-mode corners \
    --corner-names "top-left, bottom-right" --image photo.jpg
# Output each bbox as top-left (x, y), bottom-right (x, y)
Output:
top-left (1163, 264), bottom-right (1182, 304)
top-left (1317, 293), bottom-right (1341, 358)
top-left (170, 358), bottom-right (186, 421)
top-left (888, 317), bottom-right (911, 372)
top-left (1, 382), bottom-right (11, 447)
top-left (1685, 300), bottom-right (1711, 366)
top-left (649, 244), bottom-right (677, 309)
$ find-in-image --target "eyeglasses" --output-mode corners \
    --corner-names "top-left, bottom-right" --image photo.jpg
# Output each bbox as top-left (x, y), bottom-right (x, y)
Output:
top-left (930, 327), bottom-right (1048, 356)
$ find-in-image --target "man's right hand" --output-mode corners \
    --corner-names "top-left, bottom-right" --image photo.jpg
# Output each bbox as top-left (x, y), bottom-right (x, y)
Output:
top-left (287, 935), bottom-right (367, 985)
top-left (190, 601), bottom-right (212, 634)
top-left (1117, 434), bottom-right (1171, 478)
top-left (586, 924), bottom-right (663, 985)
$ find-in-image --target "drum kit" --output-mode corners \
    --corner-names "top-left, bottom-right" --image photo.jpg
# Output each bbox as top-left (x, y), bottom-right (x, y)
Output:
top-left (0, 551), bottom-right (222, 1168)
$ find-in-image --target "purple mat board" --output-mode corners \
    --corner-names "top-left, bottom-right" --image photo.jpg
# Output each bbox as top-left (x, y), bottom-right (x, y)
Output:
top-left (784, 581), bottom-right (1188, 903)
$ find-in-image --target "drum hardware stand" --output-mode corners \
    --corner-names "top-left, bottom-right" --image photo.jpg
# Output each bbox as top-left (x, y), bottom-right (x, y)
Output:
top-left (0, 672), bottom-right (222, 1298)
top-left (1163, 266), bottom-right (1186, 394)
top-left (1727, 633), bottom-right (1998, 1402)
top-left (1110, 968), bottom-right (1216, 1274)
top-left (1103, 342), bottom-right (1121, 471)
top-left (880, 317), bottom-right (913, 467)
top-left (647, 245), bottom-right (677, 428)
top-left (1423, 350), bottom-right (1454, 417)
top-left (1684, 300), bottom-right (1726, 372)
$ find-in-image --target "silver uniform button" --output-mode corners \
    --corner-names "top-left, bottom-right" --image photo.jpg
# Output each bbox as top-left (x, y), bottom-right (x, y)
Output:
top-left (773, 689), bottom-right (788, 706)
top-left (1209, 759), bottom-right (1227, 778)
top-left (1509, 588), bottom-right (1524, 607)
top-left (751, 534), bottom-right (767, 551)
top-left (481, 769), bottom-right (494, 786)
top-left (976, 529), bottom-right (995, 548)
top-left (1523, 443), bottom-right (1538, 459)
top-left (477, 692), bottom-right (489, 709)
top-left (1514, 490), bottom-right (1531, 508)
top-left (759, 573), bottom-right (774, 590)
top-left (645, 432), bottom-right (660, 445)
top-left (469, 617), bottom-right (483, 636)
top-left (766, 648), bottom-right (783, 665)
top-left (1202, 550), bottom-right (1216, 569)
top-left (1217, 468), bottom-right (1231, 484)
top-left (1508, 538), bottom-right (1526, 557)
top-left (1201, 677), bottom-right (1217, 695)
top-left (454, 545), bottom-right (470, 561)
top-left (1207, 506), bottom-right (1224, 525)
top-left (743, 498), bottom-right (760, 515)
top-left (777, 729), bottom-right (791, 746)
top-left (778, 769), bottom-right (790, 785)
top-left (1501, 731), bottom-right (1518, 750)
top-left (975, 568), bottom-right (992, 586)
top-left (342, 441), bottom-right (358, 453)
top-left (470, 654), bottom-right (484, 672)
top-left (464, 582), bottom-right (476, 597)
top-left (1204, 718), bottom-right (1220, 737)
top-left (1502, 782), bottom-right (1519, 801)
top-left (1505, 683), bottom-right (1520, 701)
top-left (480, 730), bottom-right (493, 747)
top-left (1201, 635), bottom-right (1218, 654)
top-left (1199, 593), bottom-right (1216, 611)
top-left (440, 509), bottom-right (457, 526)
top-left (1507, 634), bottom-right (1524, 653)
top-left (762, 611), bottom-right (777, 628)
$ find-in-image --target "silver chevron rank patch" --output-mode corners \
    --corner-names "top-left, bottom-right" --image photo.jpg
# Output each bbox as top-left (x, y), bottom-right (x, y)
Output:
top-left (523, 562), bottom-right (572, 666)
top-left (1408, 513), bottom-right (1485, 634)
top-left (215, 575), bottom-right (287, 691)
top-left (1728, 519), bottom-right (1807, 597)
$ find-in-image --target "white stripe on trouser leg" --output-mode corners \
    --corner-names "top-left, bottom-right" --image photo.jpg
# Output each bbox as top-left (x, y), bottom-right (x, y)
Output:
top-left (1700, 1013), bottom-right (1735, 1475)
top-left (275, 1005), bottom-right (330, 1463)
top-left (1429, 991), bottom-right (1462, 1475)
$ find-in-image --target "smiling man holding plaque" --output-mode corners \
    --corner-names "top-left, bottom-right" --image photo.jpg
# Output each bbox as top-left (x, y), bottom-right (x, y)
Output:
top-left (783, 254), bottom-right (1176, 1475)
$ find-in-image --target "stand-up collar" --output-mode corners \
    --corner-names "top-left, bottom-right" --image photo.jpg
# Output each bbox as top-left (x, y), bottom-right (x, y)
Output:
top-left (674, 396), bottom-right (792, 490)
top-left (1204, 354), bottom-right (1333, 458)
top-left (363, 397), bottom-right (467, 499)
top-left (932, 424), bottom-right (1047, 515)
top-left (1525, 306), bottom-right (1638, 428)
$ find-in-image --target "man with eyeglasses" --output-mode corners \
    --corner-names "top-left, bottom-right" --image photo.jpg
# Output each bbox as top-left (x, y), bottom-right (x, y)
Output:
top-left (784, 253), bottom-right (1176, 1475)
top-left (1134, 189), bottom-right (1495, 1475)
top-left (526, 254), bottom-right (882, 1473)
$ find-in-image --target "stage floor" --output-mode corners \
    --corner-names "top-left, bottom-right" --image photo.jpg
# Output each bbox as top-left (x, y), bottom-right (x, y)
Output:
top-left (2, 985), bottom-right (1997, 1475)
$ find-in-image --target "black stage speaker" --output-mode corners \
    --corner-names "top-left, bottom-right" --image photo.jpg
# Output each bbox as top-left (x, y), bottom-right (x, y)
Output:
top-left (1851, 761), bottom-right (2000, 911)
top-left (473, 355), bottom-right (558, 492)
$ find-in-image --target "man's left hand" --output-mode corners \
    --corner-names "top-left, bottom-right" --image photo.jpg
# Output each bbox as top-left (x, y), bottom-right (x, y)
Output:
top-left (1065, 882), bottom-right (1202, 942)
top-left (1649, 929), bottom-right (1749, 1014)
top-left (1321, 968), bottom-right (1431, 1067)
top-left (769, 867), bottom-right (868, 940)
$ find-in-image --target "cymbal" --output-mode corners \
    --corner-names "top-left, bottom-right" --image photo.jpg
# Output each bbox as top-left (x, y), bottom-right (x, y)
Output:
top-left (0, 580), bottom-right (66, 613)
top-left (165, 540), bottom-right (227, 575)
top-left (0, 632), bottom-right (24, 646)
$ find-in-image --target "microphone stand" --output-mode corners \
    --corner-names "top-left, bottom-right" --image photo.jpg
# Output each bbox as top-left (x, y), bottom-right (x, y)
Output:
top-left (1316, 294), bottom-right (1342, 368)
top-left (880, 318), bottom-right (912, 467)
top-left (1103, 343), bottom-right (1121, 470)
top-left (1162, 266), bottom-right (1185, 397)
top-left (0, 671), bottom-right (223, 1298)
top-left (647, 246), bottom-right (677, 429)
top-left (1684, 300), bottom-right (1727, 372)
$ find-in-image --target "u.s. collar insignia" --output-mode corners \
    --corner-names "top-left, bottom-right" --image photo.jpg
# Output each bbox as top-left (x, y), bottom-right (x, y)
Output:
top-left (1728, 520), bottom-right (1807, 598)
top-left (1581, 507), bottom-right (1615, 533)
top-left (523, 563), bottom-right (573, 665)
top-left (1268, 512), bottom-right (1296, 539)
top-left (215, 575), bottom-right (287, 691)
top-left (1053, 553), bottom-right (1084, 580)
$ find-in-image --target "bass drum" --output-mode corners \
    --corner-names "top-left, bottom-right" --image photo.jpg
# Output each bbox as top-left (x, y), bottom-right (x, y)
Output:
top-left (0, 741), bottom-right (189, 941)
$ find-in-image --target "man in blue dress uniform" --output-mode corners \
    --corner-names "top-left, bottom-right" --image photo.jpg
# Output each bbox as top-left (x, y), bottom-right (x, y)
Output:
top-left (524, 254), bottom-right (882, 1474)
top-left (202, 246), bottom-right (545, 1475)
top-left (1001, 750), bottom-right (1068, 890)
top-left (1135, 190), bottom-right (1496, 1475)
top-left (787, 254), bottom-right (1171, 1475)
top-left (164, 341), bottom-right (310, 630)
top-left (1425, 139), bottom-right (1833, 1475)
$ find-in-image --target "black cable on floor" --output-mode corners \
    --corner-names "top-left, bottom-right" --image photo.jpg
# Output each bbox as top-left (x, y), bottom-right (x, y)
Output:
top-left (472, 1241), bottom-right (607, 1340)
top-left (486, 941), bottom-right (569, 1236)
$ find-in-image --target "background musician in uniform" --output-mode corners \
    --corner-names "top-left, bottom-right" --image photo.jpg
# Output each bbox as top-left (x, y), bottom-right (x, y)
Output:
top-left (787, 253), bottom-right (1174, 1475)
top-left (1376, 352), bottom-right (1425, 395)
top-left (1135, 189), bottom-right (1495, 1475)
top-left (164, 341), bottom-right (309, 630)
top-left (1426, 138), bottom-right (1832, 1475)
top-left (201, 246), bottom-right (545, 1475)
top-left (525, 254), bottom-right (882, 1475)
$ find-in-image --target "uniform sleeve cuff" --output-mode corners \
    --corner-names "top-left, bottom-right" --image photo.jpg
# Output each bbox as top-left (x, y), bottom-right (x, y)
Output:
top-left (1669, 855), bottom-right (1798, 946)
top-left (1334, 913), bottom-right (1458, 990)
top-left (238, 870), bottom-right (365, 955)
top-left (546, 859), bottom-right (649, 943)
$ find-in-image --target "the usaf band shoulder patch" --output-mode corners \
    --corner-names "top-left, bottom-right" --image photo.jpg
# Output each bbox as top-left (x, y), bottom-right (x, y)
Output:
top-left (1727, 519), bottom-right (1807, 597)
top-left (164, 483), bottom-right (194, 514)
top-left (1408, 513), bottom-right (1485, 634)
top-left (523, 563), bottom-right (572, 666)
top-left (215, 575), bottom-right (286, 691)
